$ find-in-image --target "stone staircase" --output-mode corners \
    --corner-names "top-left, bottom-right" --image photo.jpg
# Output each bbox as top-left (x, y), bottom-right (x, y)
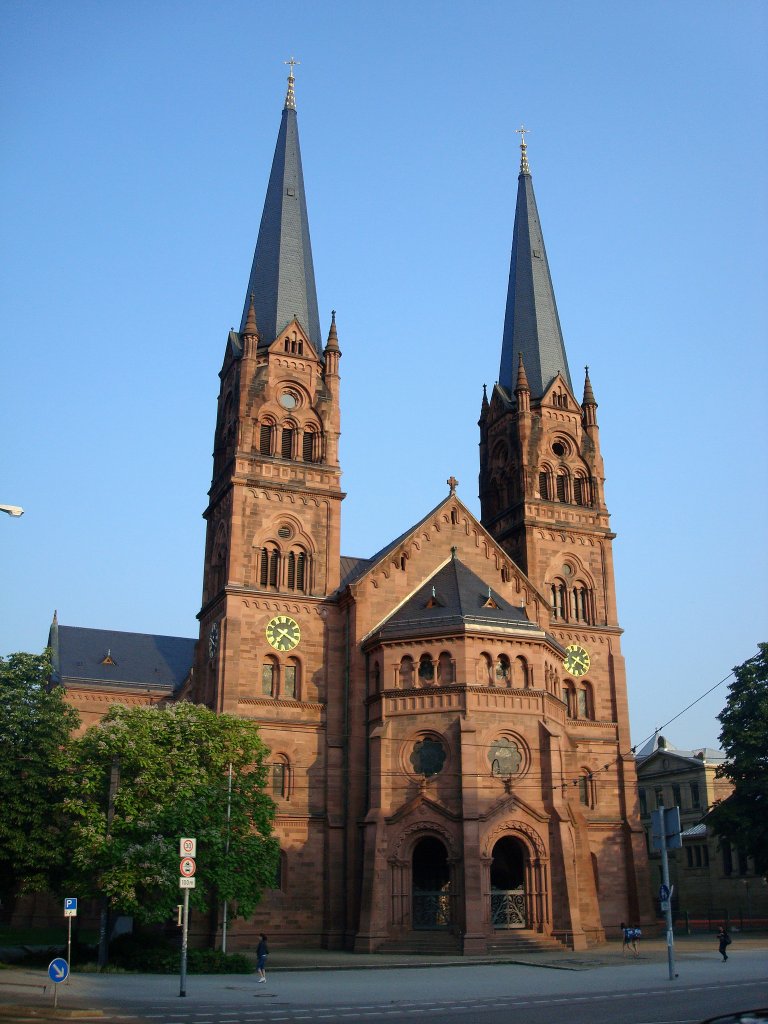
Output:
top-left (484, 929), bottom-right (568, 954)
top-left (377, 931), bottom-right (462, 955)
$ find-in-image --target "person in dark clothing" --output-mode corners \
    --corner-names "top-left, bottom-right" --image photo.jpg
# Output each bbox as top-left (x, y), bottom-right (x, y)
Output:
top-left (256, 934), bottom-right (269, 983)
top-left (717, 926), bottom-right (731, 961)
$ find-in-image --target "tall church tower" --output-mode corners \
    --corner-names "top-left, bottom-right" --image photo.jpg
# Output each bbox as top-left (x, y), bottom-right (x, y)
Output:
top-left (479, 131), bottom-right (648, 915)
top-left (193, 65), bottom-right (342, 717)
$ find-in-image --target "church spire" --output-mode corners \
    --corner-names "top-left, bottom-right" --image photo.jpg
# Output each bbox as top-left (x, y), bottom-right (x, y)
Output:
top-left (239, 60), bottom-right (321, 352)
top-left (498, 129), bottom-right (572, 401)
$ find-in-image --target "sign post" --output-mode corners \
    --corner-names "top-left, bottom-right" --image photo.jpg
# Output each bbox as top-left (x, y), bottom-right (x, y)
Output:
top-left (63, 898), bottom-right (77, 980)
top-left (48, 958), bottom-right (69, 1009)
top-left (178, 839), bottom-right (196, 998)
top-left (651, 806), bottom-right (681, 981)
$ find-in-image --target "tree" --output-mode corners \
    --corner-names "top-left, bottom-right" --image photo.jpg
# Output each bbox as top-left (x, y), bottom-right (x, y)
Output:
top-left (708, 643), bottom-right (768, 876)
top-left (0, 650), bottom-right (80, 920)
top-left (63, 701), bottom-right (279, 930)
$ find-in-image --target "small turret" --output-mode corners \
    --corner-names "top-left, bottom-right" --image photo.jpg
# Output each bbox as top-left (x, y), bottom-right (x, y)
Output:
top-left (582, 365), bottom-right (598, 429)
top-left (324, 309), bottom-right (341, 376)
top-left (514, 353), bottom-right (530, 413)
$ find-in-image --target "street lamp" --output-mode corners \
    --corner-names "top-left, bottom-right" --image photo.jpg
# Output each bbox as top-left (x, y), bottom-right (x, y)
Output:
top-left (1, 505), bottom-right (24, 517)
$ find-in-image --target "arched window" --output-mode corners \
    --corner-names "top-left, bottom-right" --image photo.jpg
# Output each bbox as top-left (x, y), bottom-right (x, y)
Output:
top-left (259, 421), bottom-right (274, 456)
top-left (578, 771), bottom-right (595, 807)
top-left (260, 546), bottom-right (280, 588)
top-left (514, 655), bottom-right (529, 688)
top-left (539, 471), bottom-right (550, 500)
top-left (399, 656), bottom-right (414, 689)
top-left (577, 682), bottom-right (594, 720)
top-left (556, 472), bottom-right (568, 503)
top-left (437, 651), bottom-right (454, 684)
top-left (372, 660), bottom-right (381, 692)
top-left (262, 655), bottom-right (278, 697)
top-left (418, 653), bottom-right (435, 684)
top-left (562, 684), bottom-right (574, 717)
top-left (572, 584), bottom-right (592, 624)
top-left (273, 849), bottom-right (287, 891)
top-left (494, 654), bottom-right (511, 686)
top-left (574, 475), bottom-right (589, 506)
top-left (477, 652), bottom-right (493, 684)
top-left (551, 580), bottom-right (567, 620)
top-left (284, 657), bottom-right (300, 700)
top-left (269, 548), bottom-right (280, 588)
top-left (272, 756), bottom-right (290, 799)
top-left (280, 426), bottom-right (294, 460)
top-left (302, 430), bottom-right (316, 462)
top-left (451, 508), bottom-right (459, 525)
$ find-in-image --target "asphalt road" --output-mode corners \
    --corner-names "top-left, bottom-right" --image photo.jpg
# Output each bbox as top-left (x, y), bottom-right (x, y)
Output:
top-left (1, 947), bottom-right (767, 1024)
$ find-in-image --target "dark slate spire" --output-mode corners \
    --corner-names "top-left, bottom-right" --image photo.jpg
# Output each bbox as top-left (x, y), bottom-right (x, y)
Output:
top-left (239, 61), bottom-right (321, 353)
top-left (499, 128), bottom-right (572, 400)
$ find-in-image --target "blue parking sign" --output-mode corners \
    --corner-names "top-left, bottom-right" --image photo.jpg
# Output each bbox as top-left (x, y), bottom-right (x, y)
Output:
top-left (64, 898), bottom-right (77, 911)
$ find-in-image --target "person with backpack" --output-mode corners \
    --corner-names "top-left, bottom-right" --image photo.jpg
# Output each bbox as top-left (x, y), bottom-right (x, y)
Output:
top-left (717, 926), bottom-right (732, 962)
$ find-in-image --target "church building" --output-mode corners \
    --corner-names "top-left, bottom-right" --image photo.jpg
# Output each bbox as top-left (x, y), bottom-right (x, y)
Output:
top-left (52, 67), bottom-right (651, 952)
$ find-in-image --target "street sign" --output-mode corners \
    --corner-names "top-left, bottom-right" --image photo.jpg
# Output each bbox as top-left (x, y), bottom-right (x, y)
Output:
top-left (659, 883), bottom-right (670, 902)
top-left (179, 877), bottom-right (196, 889)
top-left (651, 806), bottom-right (682, 850)
top-left (179, 857), bottom-right (196, 877)
top-left (64, 897), bottom-right (78, 918)
top-left (179, 837), bottom-right (197, 858)
top-left (48, 958), bottom-right (69, 983)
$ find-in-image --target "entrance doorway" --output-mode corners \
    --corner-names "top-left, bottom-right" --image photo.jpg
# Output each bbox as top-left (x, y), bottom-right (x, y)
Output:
top-left (490, 836), bottom-right (526, 929)
top-left (412, 837), bottom-right (451, 929)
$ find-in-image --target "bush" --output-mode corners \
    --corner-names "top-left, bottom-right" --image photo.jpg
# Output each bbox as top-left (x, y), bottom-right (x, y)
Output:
top-left (108, 933), bottom-right (252, 974)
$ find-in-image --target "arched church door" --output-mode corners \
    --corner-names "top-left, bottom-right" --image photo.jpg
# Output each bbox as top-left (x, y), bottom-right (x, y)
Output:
top-left (412, 837), bottom-right (451, 930)
top-left (490, 836), bottom-right (527, 929)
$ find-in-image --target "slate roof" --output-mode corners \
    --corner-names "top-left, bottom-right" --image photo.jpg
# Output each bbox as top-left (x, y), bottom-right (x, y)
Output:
top-left (498, 154), bottom-right (573, 400)
top-left (239, 75), bottom-right (322, 353)
top-left (635, 732), bottom-right (725, 765)
top-left (367, 555), bottom-right (541, 644)
top-left (51, 624), bottom-right (196, 693)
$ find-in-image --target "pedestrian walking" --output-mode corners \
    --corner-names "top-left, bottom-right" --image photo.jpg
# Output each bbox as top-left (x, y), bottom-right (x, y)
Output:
top-left (256, 933), bottom-right (269, 983)
top-left (717, 926), bottom-right (731, 962)
top-left (621, 923), bottom-right (640, 957)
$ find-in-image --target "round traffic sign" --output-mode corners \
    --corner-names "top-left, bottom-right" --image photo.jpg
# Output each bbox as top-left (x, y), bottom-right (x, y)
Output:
top-left (181, 838), bottom-right (195, 855)
top-left (180, 857), bottom-right (196, 877)
top-left (48, 958), bottom-right (69, 983)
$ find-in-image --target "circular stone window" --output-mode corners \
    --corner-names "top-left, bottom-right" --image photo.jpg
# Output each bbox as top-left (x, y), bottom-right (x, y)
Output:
top-left (277, 525), bottom-right (292, 539)
top-left (552, 440), bottom-right (567, 457)
top-left (562, 564), bottom-right (573, 577)
top-left (410, 738), bottom-right (446, 778)
top-left (488, 738), bottom-right (523, 777)
top-left (279, 391), bottom-right (298, 410)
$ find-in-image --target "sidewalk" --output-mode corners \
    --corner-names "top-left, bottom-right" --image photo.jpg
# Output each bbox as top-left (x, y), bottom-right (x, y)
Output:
top-left (1, 933), bottom-right (766, 1022)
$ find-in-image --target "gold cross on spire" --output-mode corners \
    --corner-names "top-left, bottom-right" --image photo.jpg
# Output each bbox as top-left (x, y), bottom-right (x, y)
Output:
top-left (284, 56), bottom-right (300, 110)
top-left (516, 124), bottom-right (531, 175)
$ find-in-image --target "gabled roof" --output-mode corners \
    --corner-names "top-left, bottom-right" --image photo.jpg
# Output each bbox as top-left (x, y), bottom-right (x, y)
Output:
top-left (366, 555), bottom-right (541, 645)
top-left (635, 732), bottom-right (725, 767)
top-left (51, 624), bottom-right (195, 693)
top-left (498, 140), bottom-right (572, 401)
top-left (238, 71), bottom-right (321, 353)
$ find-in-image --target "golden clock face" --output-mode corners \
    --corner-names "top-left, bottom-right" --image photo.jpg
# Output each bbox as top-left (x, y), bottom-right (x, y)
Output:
top-left (563, 644), bottom-right (590, 677)
top-left (265, 615), bottom-right (301, 652)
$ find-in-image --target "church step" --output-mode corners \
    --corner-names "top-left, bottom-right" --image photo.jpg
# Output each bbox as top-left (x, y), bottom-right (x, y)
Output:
top-left (485, 930), bottom-right (566, 954)
top-left (377, 932), bottom-right (461, 955)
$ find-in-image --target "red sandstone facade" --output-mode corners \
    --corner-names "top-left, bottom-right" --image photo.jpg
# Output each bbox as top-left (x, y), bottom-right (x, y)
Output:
top-left (52, 74), bottom-right (652, 952)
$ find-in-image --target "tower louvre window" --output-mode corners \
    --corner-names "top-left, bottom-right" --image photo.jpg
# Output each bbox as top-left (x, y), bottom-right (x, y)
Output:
top-left (259, 547), bottom-right (269, 586)
top-left (260, 423), bottom-right (273, 456)
top-left (302, 430), bottom-right (315, 462)
top-left (556, 473), bottom-right (567, 502)
top-left (269, 549), bottom-right (280, 587)
top-left (287, 551), bottom-right (296, 590)
top-left (281, 427), bottom-right (294, 459)
top-left (539, 472), bottom-right (550, 500)
top-left (296, 551), bottom-right (306, 591)
top-left (574, 476), bottom-right (584, 505)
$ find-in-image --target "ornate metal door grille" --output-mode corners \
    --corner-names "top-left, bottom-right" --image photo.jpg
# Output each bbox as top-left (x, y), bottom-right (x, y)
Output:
top-left (491, 887), bottom-right (526, 929)
top-left (413, 890), bottom-right (451, 929)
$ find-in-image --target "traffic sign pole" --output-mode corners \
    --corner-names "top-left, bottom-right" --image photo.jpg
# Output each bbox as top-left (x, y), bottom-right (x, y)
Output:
top-left (67, 917), bottom-right (72, 982)
top-left (179, 887), bottom-right (190, 997)
top-left (658, 819), bottom-right (677, 981)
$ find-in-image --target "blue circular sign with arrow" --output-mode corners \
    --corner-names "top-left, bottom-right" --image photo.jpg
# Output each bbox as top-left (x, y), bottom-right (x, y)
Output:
top-left (48, 958), bottom-right (69, 984)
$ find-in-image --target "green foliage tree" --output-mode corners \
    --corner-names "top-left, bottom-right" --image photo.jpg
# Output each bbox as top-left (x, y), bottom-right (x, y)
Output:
top-left (63, 702), bottom-right (279, 926)
top-left (709, 643), bottom-right (768, 876)
top-left (0, 650), bottom-right (80, 919)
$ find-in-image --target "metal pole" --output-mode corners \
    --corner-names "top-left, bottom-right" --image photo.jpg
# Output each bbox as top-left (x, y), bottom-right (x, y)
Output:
top-left (179, 888), bottom-right (190, 997)
top-left (659, 826), bottom-right (676, 980)
top-left (221, 762), bottom-right (233, 954)
top-left (67, 917), bottom-right (72, 983)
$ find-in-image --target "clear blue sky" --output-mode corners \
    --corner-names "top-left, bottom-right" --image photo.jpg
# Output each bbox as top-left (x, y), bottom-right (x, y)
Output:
top-left (2, 1), bottom-right (766, 751)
